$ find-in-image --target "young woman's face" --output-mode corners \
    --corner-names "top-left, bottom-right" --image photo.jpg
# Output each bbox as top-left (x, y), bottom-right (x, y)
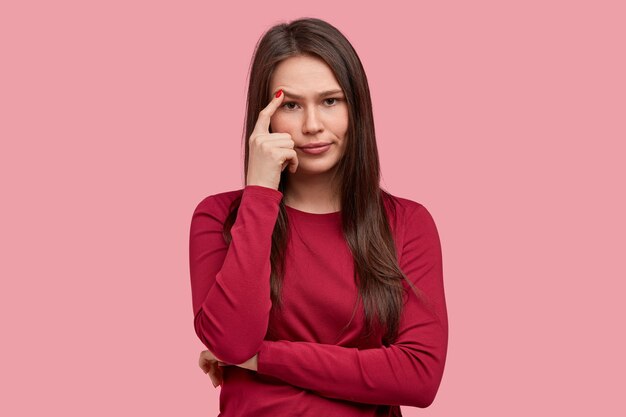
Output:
top-left (269, 55), bottom-right (349, 176)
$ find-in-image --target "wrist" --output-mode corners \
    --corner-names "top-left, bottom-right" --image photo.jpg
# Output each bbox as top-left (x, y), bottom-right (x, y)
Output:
top-left (240, 354), bottom-right (258, 371)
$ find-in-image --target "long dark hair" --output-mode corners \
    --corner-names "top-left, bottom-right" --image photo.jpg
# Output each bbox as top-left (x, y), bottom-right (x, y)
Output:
top-left (223, 17), bottom-right (425, 346)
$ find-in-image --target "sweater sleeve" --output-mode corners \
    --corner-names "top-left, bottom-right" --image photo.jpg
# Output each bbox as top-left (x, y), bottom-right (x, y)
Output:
top-left (189, 185), bottom-right (283, 365)
top-left (255, 204), bottom-right (448, 408)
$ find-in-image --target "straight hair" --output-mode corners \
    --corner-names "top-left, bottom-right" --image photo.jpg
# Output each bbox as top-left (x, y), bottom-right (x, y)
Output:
top-left (222, 17), bottom-right (428, 346)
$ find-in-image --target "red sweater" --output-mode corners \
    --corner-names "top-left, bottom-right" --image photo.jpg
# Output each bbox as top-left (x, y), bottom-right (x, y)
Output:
top-left (189, 185), bottom-right (448, 416)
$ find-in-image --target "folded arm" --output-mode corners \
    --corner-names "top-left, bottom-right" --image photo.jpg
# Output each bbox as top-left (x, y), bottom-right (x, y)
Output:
top-left (189, 185), bottom-right (283, 365)
top-left (255, 204), bottom-right (448, 408)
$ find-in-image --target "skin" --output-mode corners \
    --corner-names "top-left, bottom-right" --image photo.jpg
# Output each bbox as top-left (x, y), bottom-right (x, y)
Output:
top-left (199, 54), bottom-right (350, 387)
top-left (198, 349), bottom-right (255, 388)
top-left (269, 54), bottom-right (349, 213)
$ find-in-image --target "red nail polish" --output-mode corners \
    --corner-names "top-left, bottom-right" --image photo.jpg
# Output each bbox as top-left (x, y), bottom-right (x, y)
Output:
top-left (275, 89), bottom-right (282, 98)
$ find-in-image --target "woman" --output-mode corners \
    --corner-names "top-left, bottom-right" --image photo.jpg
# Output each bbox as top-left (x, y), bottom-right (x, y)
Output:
top-left (189, 17), bottom-right (448, 417)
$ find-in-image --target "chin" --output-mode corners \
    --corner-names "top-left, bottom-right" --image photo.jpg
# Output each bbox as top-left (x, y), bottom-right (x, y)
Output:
top-left (294, 161), bottom-right (340, 174)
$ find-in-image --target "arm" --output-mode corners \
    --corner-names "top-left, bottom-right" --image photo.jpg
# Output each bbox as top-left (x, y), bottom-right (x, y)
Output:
top-left (189, 185), bottom-right (283, 365)
top-left (255, 204), bottom-right (448, 408)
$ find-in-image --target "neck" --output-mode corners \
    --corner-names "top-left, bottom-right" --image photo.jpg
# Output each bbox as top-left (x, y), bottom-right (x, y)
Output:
top-left (283, 169), bottom-right (341, 212)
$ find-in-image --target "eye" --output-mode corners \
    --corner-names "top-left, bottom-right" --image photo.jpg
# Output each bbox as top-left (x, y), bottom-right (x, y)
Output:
top-left (282, 101), bottom-right (299, 111)
top-left (281, 98), bottom-right (342, 111)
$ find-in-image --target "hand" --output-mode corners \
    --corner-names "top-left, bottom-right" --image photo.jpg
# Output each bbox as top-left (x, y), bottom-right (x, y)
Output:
top-left (198, 349), bottom-right (226, 388)
top-left (246, 88), bottom-right (299, 190)
top-left (198, 350), bottom-right (259, 388)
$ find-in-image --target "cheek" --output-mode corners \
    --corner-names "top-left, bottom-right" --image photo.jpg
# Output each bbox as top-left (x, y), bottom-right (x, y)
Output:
top-left (334, 109), bottom-right (349, 137)
top-left (270, 114), bottom-right (294, 132)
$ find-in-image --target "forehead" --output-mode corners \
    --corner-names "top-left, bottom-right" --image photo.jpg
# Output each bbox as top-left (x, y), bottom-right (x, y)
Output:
top-left (270, 55), bottom-right (342, 96)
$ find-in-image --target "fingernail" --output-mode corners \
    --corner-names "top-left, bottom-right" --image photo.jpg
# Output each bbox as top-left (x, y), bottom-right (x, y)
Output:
top-left (275, 89), bottom-right (282, 98)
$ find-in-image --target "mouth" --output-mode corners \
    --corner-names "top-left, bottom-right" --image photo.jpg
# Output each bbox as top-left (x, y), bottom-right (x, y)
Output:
top-left (298, 143), bottom-right (332, 155)
top-left (299, 142), bottom-right (332, 149)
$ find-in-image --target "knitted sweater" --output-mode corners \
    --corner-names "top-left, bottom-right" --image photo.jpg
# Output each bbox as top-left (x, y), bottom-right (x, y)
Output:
top-left (189, 185), bottom-right (448, 416)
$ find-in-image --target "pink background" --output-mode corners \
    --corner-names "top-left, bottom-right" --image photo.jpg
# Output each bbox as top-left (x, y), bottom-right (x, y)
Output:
top-left (2, 1), bottom-right (624, 415)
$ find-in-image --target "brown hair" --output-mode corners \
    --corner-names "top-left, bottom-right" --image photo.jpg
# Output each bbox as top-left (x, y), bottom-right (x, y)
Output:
top-left (223, 17), bottom-right (426, 346)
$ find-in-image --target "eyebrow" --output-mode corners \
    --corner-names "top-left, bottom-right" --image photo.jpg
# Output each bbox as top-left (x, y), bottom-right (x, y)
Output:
top-left (280, 89), bottom-right (344, 99)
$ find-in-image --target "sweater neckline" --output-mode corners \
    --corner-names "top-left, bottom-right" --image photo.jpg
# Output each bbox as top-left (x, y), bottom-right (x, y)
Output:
top-left (285, 204), bottom-right (341, 222)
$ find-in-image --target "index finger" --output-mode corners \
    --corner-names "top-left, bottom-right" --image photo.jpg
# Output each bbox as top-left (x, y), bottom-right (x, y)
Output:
top-left (252, 88), bottom-right (285, 135)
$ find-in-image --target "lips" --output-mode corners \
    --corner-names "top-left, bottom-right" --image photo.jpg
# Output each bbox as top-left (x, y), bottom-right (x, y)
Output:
top-left (300, 142), bottom-right (332, 149)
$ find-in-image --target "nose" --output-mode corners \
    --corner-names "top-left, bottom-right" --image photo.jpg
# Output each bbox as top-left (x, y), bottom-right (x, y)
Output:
top-left (302, 106), bottom-right (323, 135)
